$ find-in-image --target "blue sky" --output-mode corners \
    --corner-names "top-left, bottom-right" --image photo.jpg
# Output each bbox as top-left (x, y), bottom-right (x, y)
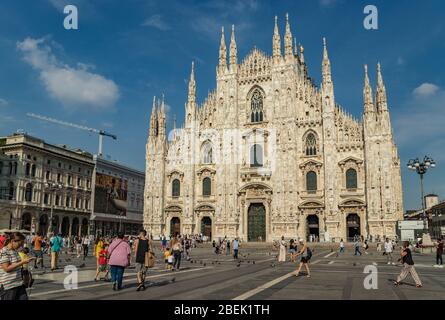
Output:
top-left (0, 0), bottom-right (444, 210)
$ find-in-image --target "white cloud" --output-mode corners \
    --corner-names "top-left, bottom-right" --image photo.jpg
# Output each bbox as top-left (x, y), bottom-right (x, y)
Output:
top-left (0, 98), bottom-right (8, 106)
top-left (319, 0), bottom-right (340, 7)
top-left (142, 14), bottom-right (171, 31)
top-left (413, 83), bottom-right (440, 97)
top-left (17, 37), bottom-right (119, 110)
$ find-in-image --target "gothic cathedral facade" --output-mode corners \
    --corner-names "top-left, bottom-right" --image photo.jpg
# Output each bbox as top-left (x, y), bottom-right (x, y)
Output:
top-left (144, 15), bottom-right (404, 242)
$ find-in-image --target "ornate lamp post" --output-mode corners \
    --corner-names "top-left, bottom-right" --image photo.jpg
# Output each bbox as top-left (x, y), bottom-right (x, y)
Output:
top-left (44, 182), bottom-right (63, 237)
top-left (407, 156), bottom-right (436, 233)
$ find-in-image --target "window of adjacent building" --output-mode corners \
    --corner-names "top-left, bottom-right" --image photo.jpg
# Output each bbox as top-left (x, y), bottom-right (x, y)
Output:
top-left (68, 175), bottom-right (72, 185)
top-left (77, 177), bottom-right (81, 187)
top-left (55, 195), bottom-right (60, 206)
top-left (85, 199), bottom-right (89, 210)
top-left (203, 177), bottom-right (211, 196)
top-left (66, 196), bottom-right (71, 207)
top-left (47, 159), bottom-right (51, 165)
top-left (45, 171), bottom-right (50, 180)
top-left (87, 179), bottom-right (90, 188)
top-left (25, 183), bottom-right (33, 202)
top-left (31, 164), bottom-right (36, 177)
top-left (58, 162), bottom-right (61, 168)
top-left (8, 182), bottom-right (14, 200)
top-left (250, 89), bottom-right (264, 122)
top-left (305, 133), bottom-right (317, 156)
top-left (250, 144), bottom-right (263, 167)
top-left (306, 171), bottom-right (317, 192)
top-left (14, 162), bottom-right (17, 175)
top-left (33, 157), bottom-right (37, 161)
top-left (0, 161), bottom-right (3, 175)
top-left (57, 173), bottom-right (61, 182)
top-left (9, 162), bottom-right (13, 175)
top-left (27, 155), bottom-right (31, 160)
top-left (76, 198), bottom-right (80, 209)
top-left (44, 193), bottom-right (49, 205)
top-left (172, 179), bottom-right (180, 197)
top-left (202, 142), bottom-right (213, 164)
top-left (25, 163), bottom-right (31, 176)
top-left (346, 168), bottom-right (358, 189)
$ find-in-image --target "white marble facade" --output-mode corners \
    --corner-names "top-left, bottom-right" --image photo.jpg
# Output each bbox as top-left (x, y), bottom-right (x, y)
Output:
top-left (144, 15), bottom-right (404, 242)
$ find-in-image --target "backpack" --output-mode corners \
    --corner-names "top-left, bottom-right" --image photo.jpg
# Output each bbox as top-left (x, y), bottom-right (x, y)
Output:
top-left (306, 247), bottom-right (312, 259)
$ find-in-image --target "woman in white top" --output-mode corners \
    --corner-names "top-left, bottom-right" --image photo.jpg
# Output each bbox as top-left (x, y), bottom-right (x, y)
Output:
top-left (278, 236), bottom-right (287, 262)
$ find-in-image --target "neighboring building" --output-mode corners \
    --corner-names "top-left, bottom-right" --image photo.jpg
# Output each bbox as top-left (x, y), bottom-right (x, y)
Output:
top-left (90, 156), bottom-right (144, 236)
top-left (426, 199), bottom-right (445, 239)
top-left (0, 133), bottom-right (94, 236)
top-left (144, 15), bottom-right (404, 242)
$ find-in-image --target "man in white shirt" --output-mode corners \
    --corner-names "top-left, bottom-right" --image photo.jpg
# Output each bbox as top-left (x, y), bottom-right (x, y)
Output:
top-left (384, 238), bottom-right (395, 265)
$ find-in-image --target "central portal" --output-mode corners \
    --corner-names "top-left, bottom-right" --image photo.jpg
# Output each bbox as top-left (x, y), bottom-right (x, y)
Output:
top-left (248, 203), bottom-right (266, 242)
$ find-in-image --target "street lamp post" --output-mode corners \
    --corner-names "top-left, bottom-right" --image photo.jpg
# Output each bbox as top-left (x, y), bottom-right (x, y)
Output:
top-left (407, 156), bottom-right (436, 234)
top-left (45, 182), bottom-right (63, 237)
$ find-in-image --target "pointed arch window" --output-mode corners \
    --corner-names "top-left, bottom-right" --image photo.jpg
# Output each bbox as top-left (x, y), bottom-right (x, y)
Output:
top-left (305, 133), bottom-right (317, 156)
top-left (202, 142), bottom-right (213, 164)
top-left (172, 179), bottom-right (180, 197)
top-left (306, 171), bottom-right (317, 192)
top-left (250, 144), bottom-right (263, 167)
top-left (203, 177), bottom-right (211, 196)
top-left (250, 89), bottom-right (264, 122)
top-left (346, 168), bottom-right (358, 189)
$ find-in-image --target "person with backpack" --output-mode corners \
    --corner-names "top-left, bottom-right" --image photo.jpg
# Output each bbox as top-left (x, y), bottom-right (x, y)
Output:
top-left (293, 239), bottom-right (312, 278)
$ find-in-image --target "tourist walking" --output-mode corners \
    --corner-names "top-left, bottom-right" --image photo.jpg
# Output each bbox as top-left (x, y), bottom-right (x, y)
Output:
top-left (394, 241), bottom-right (422, 288)
top-left (435, 237), bottom-right (443, 267)
top-left (232, 238), bottom-right (239, 259)
top-left (50, 233), bottom-right (63, 271)
top-left (289, 239), bottom-right (296, 262)
top-left (172, 237), bottom-right (182, 271)
top-left (82, 235), bottom-right (90, 260)
top-left (278, 236), bottom-right (287, 262)
top-left (108, 233), bottom-right (131, 291)
top-left (32, 232), bottom-right (44, 269)
top-left (293, 239), bottom-right (312, 278)
top-left (0, 232), bottom-right (35, 300)
top-left (339, 239), bottom-right (345, 253)
top-left (95, 237), bottom-right (105, 273)
top-left (134, 230), bottom-right (150, 291)
top-left (226, 240), bottom-right (230, 255)
top-left (363, 240), bottom-right (369, 255)
top-left (353, 239), bottom-right (362, 256)
top-left (384, 238), bottom-right (395, 265)
top-left (95, 243), bottom-right (110, 281)
top-left (161, 236), bottom-right (167, 252)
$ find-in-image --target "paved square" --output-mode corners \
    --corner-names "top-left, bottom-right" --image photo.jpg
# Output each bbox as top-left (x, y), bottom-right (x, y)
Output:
top-left (28, 243), bottom-right (445, 300)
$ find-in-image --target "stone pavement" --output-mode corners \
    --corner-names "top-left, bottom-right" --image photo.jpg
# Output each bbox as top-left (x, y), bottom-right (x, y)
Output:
top-left (28, 243), bottom-right (445, 300)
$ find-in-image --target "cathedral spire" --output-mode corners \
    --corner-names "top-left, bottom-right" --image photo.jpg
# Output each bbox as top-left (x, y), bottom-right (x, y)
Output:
top-left (272, 15), bottom-right (282, 63)
top-left (149, 96), bottom-right (158, 137)
top-left (299, 44), bottom-right (305, 64)
top-left (284, 13), bottom-right (293, 60)
top-left (219, 26), bottom-right (227, 73)
top-left (376, 62), bottom-right (388, 112)
top-left (188, 61), bottom-right (196, 105)
top-left (159, 94), bottom-right (166, 137)
top-left (229, 24), bottom-right (238, 71)
top-left (363, 64), bottom-right (374, 114)
top-left (322, 37), bottom-right (332, 86)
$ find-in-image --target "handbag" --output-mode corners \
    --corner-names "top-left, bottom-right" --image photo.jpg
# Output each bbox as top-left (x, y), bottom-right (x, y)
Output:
top-left (22, 269), bottom-right (34, 288)
top-left (145, 251), bottom-right (155, 268)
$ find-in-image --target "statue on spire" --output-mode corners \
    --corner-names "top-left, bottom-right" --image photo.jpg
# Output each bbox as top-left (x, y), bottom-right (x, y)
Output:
top-left (188, 61), bottom-right (196, 105)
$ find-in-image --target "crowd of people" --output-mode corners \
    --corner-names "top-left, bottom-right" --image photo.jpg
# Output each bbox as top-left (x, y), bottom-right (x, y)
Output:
top-left (0, 228), bottom-right (443, 300)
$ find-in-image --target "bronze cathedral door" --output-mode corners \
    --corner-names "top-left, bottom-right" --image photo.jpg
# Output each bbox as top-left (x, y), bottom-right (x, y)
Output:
top-left (248, 203), bottom-right (266, 242)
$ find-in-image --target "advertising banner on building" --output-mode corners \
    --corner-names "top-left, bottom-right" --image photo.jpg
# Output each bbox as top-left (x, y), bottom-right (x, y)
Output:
top-left (94, 173), bottom-right (128, 216)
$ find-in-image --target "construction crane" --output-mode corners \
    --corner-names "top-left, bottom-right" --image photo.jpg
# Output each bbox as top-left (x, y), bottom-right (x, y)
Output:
top-left (26, 112), bottom-right (117, 157)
